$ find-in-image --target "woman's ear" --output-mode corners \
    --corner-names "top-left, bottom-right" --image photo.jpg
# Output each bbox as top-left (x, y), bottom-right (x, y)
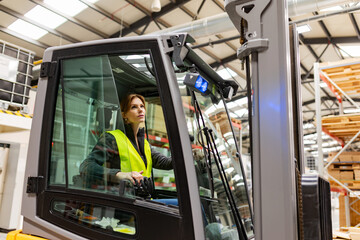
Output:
top-left (122, 112), bottom-right (128, 123)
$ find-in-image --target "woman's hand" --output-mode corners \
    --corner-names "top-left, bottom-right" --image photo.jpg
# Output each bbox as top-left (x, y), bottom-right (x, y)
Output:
top-left (116, 170), bottom-right (144, 184)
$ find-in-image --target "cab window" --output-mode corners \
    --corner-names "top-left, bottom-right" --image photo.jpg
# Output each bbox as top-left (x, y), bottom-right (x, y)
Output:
top-left (176, 70), bottom-right (254, 239)
top-left (48, 52), bottom-right (178, 232)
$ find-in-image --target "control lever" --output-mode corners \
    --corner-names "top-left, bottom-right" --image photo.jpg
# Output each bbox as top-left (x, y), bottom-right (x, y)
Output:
top-left (134, 177), bottom-right (154, 198)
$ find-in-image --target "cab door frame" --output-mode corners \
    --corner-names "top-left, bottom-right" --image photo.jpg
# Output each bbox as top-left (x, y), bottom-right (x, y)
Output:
top-left (22, 35), bottom-right (205, 240)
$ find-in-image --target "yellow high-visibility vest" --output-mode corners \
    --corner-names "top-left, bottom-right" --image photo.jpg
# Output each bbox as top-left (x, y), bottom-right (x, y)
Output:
top-left (107, 129), bottom-right (152, 178)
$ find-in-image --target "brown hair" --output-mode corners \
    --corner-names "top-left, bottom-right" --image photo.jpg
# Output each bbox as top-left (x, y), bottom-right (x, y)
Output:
top-left (120, 94), bottom-right (146, 114)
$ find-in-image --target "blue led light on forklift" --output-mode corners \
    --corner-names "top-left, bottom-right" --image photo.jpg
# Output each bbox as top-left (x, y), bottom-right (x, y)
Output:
top-left (195, 75), bottom-right (208, 93)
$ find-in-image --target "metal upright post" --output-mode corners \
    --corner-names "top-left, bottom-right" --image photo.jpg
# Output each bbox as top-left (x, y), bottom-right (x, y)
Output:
top-left (345, 192), bottom-right (351, 227)
top-left (314, 62), bottom-right (324, 177)
top-left (339, 101), bottom-right (344, 115)
top-left (226, 1), bottom-right (298, 239)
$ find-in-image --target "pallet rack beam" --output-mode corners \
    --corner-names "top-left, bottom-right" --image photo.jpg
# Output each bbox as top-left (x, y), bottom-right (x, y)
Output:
top-left (320, 70), bottom-right (360, 109)
top-left (325, 129), bottom-right (360, 169)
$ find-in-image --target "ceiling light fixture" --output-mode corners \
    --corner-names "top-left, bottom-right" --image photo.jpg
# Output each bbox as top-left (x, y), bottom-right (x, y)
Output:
top-left (319, 6), bottom-right (343, 12)
top-left (151, 0), bottom-right (161, 12)
top-left (25, 6), bottom-right (66, 29)
top-left (8, 19), bottom-right (48, 40)
top-left (344, 108), bottom-right (360, 114)
top-left (297, 24), bottom-right (311, 34)
top-left (44, 0), bottom-right (87, 17)
top-left (319, 82), bottom-right (328, 88)
top-left (339, 45), bottom-right (360, 57)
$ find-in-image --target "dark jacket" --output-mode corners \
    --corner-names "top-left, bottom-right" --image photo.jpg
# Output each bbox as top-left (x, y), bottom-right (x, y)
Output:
top-left (79, 124), bottom-right (172, 187)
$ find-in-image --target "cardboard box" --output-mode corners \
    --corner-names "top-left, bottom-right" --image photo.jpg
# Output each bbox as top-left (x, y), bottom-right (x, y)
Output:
top-left (351, 152), bottom-right (360, 162)
top-left (327, 151), bottom-right (360, 162)
top-left (355, 170), bottom-right (360, 180)
top-left (340, 170), bottom-right (354, 180)
top-left (328, 170), bottom-right (340, 179)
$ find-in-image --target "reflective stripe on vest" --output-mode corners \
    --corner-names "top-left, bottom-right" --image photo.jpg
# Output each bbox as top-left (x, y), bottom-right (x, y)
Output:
top-left (107, 129), bottom-right (152, 178)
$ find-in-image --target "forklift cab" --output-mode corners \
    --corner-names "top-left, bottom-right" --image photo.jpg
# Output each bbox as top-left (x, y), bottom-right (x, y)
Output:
top-left (20, 34), bottom-right (253, 240)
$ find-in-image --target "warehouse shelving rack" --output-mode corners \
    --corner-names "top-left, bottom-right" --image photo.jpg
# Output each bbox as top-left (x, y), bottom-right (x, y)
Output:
top-left (314, 59), bottom-right (360, 227)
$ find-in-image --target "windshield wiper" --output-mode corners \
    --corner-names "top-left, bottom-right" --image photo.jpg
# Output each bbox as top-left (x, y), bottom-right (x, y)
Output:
top-left (191, 91), bottom-right (215, 199)
top-left (191, 92), bottom-right (248, 240)
top-left (206, 127), bottom-right (248, 240)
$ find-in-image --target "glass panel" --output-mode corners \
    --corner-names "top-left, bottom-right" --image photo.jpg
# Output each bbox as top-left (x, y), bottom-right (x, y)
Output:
top-left (49, 52), bottom-right (178, 203)
top-left (146, 99), bottom-right (175, 192)
top-left (52, 199), bottom-right (136, 235)
top-left (177, 72), bottom-right (254, 239)
top-left (49, 85), bottom-right (65, 186)
top-left (225, 97), bottom-right (253, 218)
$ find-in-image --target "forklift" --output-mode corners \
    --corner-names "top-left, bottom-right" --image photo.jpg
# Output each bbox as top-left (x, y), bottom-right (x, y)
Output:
top-left (7, 0), bottom-right (332, 239)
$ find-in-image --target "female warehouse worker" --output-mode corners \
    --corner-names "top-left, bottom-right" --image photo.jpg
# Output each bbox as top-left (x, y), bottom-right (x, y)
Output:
top-left (80, 93), bottom-right (173, 189)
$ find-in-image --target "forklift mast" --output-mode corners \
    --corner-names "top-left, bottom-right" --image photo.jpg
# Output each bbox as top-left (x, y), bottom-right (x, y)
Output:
top-left (225, 0), bottom-right (332, 240)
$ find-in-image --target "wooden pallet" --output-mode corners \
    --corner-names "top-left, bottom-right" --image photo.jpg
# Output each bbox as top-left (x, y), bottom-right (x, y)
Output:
top-left (322, 114), bottom-right (360, 141)
top-left (320, 58), bottom-right (360, 96)
top-left (329, 162), bottom-right (360, 170)
top-left (330, 180), bottom-right (360, 190)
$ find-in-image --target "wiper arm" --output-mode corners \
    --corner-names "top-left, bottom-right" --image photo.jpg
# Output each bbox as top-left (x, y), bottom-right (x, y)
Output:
top-left (191, 91), bottom-right (247, 239)
top-left (192, 93), bottom-right (215, 199)
top-left (205, 127), bottom-right (248, 240)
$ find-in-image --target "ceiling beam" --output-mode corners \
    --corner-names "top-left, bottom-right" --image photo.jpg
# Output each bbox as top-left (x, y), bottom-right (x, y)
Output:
top-left (0, 5), bottom-right (78, 43)
top-left (110, 0), bottom-right (191, 38)
top-left (291, 4), bottom-right (360, 25)
top-left (212, 0), bottom-right (224, 11)
top-left (302, 43), bottom-right (330, 81)
top-left (179, 5), bottom-right (196, 19)
top-left (349, 13), bottom-right (360, 39)
top-left (299, 34), bottom-right (322, 62)
top-left (314, 12), bottom-right (344, 60)
top-left (210, 54), bottom-right (238, 68)
top-left (79, 0), bottom-right (131, 28)
top-left (300, 63), bottom-right (308, 73)
top-left (0, 26), bottom-right (50, 49)
top-left (302, 36), bottom-right (360, 45)
top-left (30, 0), bottom-right (108, 38)
top-left (78, 0), bottom-right (141, 35)
top-left (199, 48), bottom-right (221, 62)
top-left (194, 0), bottom-right (206, 20)
top-left (125, 0), bottom-right (171, 30)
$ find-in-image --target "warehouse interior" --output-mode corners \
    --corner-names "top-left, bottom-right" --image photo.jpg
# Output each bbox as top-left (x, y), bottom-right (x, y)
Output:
top-left (1, 0), bottom-right (360, 239)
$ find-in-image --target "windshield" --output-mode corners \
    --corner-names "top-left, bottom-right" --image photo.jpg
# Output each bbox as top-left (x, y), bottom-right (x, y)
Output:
top-left (176, 71), bottom-right (254, 239)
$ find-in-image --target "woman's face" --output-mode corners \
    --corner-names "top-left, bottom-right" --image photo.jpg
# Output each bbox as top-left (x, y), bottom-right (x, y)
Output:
top-left (124, 97), bottom-right (146, 124)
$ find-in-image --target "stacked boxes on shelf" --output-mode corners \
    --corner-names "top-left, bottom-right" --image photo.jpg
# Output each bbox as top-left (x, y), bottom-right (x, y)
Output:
top-left (0, 40), bottom-right (34, 112)
top-left (209, 112), bottom-right (241, 135)
top-left (339, 195), bottom-right (360, 229)
top-left (327, 152), bottom-right (360, 185)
